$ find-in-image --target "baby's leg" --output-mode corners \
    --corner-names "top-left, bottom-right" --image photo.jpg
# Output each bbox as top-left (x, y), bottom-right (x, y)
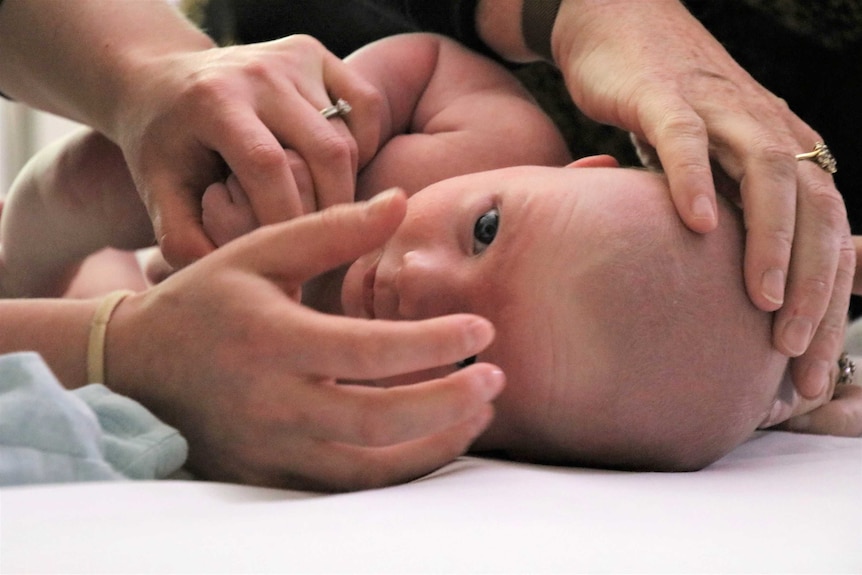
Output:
top-left (0, 129), bottom-right (154, 298)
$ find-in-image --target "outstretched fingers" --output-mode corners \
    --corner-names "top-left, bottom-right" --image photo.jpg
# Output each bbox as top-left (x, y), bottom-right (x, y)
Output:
top-left (224, 188), bottom-right (407, 284)
top-left (282, 363), bottom-right (504, 449)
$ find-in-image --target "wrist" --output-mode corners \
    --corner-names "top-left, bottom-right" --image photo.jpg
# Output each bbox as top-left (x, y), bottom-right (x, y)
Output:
top-left (100, 290), bottom-right (144, 398)
top-left (87, 290), bottom-right (135, 385)
top-left (102, 29), bottom-right (215, 142)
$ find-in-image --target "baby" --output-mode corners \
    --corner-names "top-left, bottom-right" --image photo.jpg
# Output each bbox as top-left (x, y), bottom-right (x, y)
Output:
top-left (335, 161), bottom-right (790, 470)
top-left (0, 33), bottom-right (801, 471)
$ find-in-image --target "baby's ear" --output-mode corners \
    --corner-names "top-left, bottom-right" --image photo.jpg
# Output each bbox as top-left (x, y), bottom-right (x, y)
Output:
top-left (566, 155), bottom-right (619, 169)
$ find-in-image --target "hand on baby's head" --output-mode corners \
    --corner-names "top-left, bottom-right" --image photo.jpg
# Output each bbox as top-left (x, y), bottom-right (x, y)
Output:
top-left (428, 165), bottom-right (790, 472)
top-left (202, 149), bottom-right (316, 247)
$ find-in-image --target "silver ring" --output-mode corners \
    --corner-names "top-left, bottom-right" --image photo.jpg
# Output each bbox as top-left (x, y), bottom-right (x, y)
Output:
top-left (795, 141), bottom-right (837, 174)
top-left (837, 352), bottom-right (856, 386)
top-left (319, 98), bottom-right (351, 120)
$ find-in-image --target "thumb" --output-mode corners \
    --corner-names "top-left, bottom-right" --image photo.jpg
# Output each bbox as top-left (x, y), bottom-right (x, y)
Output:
top-left (148, 181), bottom-right (216, 268)
top-left (225, 189), bottom-right (407, 282)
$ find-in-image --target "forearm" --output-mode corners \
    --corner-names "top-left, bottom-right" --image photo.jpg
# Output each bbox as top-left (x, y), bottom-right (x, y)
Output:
top-left (475, 0), bottom-right (539, 62)
top-left (0, 298), bottom-right (96, 389)
top-left (475, 0), bottom-right (691, 66)
top-left (0, 0), bottom-right (213, 137)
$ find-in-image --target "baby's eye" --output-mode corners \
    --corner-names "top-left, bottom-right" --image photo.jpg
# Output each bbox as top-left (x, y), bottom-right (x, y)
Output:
top-left (472, 209), bottom-right (499, 254)
top-left (455, 355), bottom-right (477, 370)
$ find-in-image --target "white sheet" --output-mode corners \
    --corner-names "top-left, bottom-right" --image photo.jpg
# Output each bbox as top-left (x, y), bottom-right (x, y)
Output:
top-left (2, 430), bottom-right (860, 574)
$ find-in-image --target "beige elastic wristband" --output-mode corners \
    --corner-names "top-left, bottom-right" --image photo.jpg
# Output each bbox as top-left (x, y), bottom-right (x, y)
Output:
top-left (87, 290), bottom-right (135, 385)
top-left (522, 0), bottom-right (563, 61)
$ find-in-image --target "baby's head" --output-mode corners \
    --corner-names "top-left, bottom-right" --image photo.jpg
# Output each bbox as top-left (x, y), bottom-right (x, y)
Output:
top-left (341, 159), bottom-right (789, 471)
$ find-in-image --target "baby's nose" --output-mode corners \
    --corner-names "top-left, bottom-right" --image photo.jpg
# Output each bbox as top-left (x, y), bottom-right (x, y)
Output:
top-left (396, 250), bottom-right (458, 318)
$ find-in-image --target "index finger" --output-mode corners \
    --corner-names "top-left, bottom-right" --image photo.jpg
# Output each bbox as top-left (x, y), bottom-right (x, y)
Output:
top-left (223, 189), bottom-right (407, 283)
top-left (638, 92), bottom-right (718, 234)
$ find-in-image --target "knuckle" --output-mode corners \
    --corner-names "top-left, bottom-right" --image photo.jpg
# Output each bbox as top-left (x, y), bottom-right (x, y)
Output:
top-left (285, 33), bottom-right (325, 53)
top-left (805, 180), bottom-right (849, 229)
top-left (753, 223), bottom-right (794, 256)
top-left (327, 330), bottom-right (386, 375)
top-left (245, 141), bottom-right (288, 174)
top-left (749, 141), bottom-right (797, 180)
top-left (770, 94), bottom-right (791, 114)
top-left (797, 273), bottom-right (833, 306)
top-left (657, 110), bottom-right (707, 142)
top-left (183, 72), bottom-right (234, 108)
top-left (311, 131), bottom-right (355, 165)
top-left (347, 395), bottom-right (394, 448)
top-left (356, 83), bottom-right (385, 118)
top-left (838, 237), bottom-right (856, 276)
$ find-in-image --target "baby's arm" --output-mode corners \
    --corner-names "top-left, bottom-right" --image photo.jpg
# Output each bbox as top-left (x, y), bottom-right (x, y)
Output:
top-left (0, 129), bottom-right (154, 297)
top-left (347, 33), bottom-right (572, 198)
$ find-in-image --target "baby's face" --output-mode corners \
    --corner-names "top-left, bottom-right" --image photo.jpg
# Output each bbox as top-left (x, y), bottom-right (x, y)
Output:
top-left (341, 162), bottom-right (784, 467)
top-left (342, 162), bottom-right (612, 380)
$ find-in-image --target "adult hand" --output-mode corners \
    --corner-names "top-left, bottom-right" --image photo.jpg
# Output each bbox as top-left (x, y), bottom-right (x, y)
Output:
top-left (778, 384), bottom-right (862, 437)
top-left (115, 34), bottom-right (382, 268)
top-left (549, 0), bottom-right (851, 395)
top-left (762, 356), bottom-right (862, 438)
top-left (106, 191), bottom-right (503, 491)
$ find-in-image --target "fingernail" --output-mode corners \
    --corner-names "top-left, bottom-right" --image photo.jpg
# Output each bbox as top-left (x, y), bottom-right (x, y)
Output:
top-left (464, 317), bottom-right (494, 350)
top-left (761, 268), bottom-right (785, 306)
top-left (367, 188), bottom-right (398, 210)
top-left (478, 368), bottom-right (506, 401)
top-left (781, 317), bottom-right (813, 356)
top-left (691, 194), bottom-right (715, 222)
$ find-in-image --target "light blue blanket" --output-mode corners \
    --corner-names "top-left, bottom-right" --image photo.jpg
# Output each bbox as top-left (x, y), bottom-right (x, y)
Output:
top-left (0, 352), bottom-right (187, 486)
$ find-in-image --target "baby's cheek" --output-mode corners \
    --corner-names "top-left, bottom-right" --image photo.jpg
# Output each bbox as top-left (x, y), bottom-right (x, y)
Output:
top-left (201, 181), bottom-right (259, 246)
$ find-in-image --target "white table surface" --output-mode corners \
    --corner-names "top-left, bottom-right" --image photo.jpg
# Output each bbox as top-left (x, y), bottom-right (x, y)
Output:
top-left (2, 431), bottom-right (860, 574)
